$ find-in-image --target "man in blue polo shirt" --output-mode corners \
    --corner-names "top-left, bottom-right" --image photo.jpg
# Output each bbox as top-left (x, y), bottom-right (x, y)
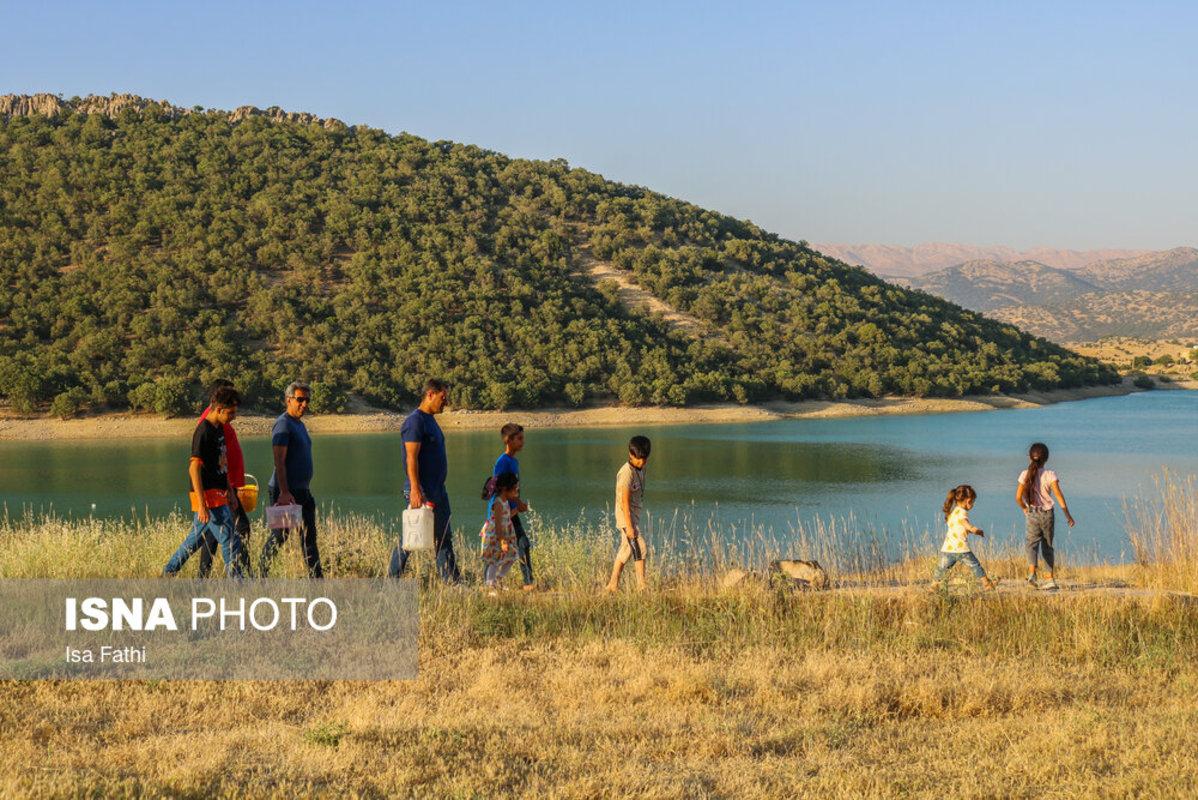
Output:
top-left (259, 381), bottom-right (324, 578)
top-left (389, 378), bottom-right (460, 583)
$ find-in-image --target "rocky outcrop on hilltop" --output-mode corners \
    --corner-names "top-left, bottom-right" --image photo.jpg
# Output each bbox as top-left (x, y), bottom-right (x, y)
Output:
top-left (0, 93), bottom-right (70, 117)
top-left (0, 93), bottom-right (347, 131)
top-left (227, 104), bottom-right (348, 131)
top-left (0, 93), bottom-right (184, 119)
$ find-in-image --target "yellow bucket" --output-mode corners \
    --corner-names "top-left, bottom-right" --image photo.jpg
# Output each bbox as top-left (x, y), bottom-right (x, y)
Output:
top-left (237, 474), bottom-right (260, 513)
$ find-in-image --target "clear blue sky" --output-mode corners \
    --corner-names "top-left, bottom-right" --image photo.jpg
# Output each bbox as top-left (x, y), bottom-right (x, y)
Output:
top-left (4, 0), bottom-right (1195, 250)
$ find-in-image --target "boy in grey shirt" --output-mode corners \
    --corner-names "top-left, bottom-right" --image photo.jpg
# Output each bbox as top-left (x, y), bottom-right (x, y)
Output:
top-left (605, 435), bottom-right (651, 592)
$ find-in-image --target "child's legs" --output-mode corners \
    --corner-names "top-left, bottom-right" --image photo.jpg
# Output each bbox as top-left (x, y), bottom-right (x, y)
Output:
top-left (494, 561), bottom-right (514, 584)
top-left (484, 563), bottom-right (498, 586)
top-left (513, 514), bottom-right (533, 585)
top-left (618, 534), bottom-right (648, 588)
top-left (607, 536), bottom-right (630, 589)
top-left (959, 551), bottom-right (988, 580)
top-left (208, 506), bottom-right (242, 578)
top-left (933, 553), bottom-right (956, 581)
top-left (197, 530), bottom-right (219, 578)
top-left (1039, 512), bottom-right (1056, 573)
top-left (1025, 509), bottom-right (1055, 572)
top-left (632, 558), bottom-right (646, 588)
top-left (165, 513), bottom-right (215, 574)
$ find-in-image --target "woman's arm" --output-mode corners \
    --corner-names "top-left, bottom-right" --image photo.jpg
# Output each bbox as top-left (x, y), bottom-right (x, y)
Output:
top-left (1050, 481), bottom-right (1075, 526)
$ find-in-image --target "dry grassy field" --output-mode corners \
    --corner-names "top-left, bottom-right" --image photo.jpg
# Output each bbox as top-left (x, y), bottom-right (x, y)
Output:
top-left (1066, 337), bottom-right (1197, 374)
top-left (3, 477), bottom-right (1197, 798)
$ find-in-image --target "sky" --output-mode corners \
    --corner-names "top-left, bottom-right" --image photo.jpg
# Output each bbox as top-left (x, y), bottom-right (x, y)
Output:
top-left (3, 0), bottom-right (1195, 250)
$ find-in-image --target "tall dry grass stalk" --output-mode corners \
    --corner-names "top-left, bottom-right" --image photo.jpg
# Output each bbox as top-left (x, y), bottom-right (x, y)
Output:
top-left (1125, 470), bottom-right (1198, 592)
top-left (2, 476), bottom-right (1195, 592)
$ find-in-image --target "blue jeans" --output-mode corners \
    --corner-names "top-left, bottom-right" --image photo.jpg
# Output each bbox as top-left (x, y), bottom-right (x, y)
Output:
top-left (199, 502), bottom-right (251, 577)
top-left (164, 505), bottom-right (243, 578)
top-left (389, 489), bottom-right (459, 583)
top-left (513, 513), bottom-right (533, 586)
top-left (934, 551), bottom-right (987, 581)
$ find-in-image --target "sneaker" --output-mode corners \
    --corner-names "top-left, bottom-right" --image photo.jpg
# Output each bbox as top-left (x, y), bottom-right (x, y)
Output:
top-left (1040, 577), bottom-right (1059, 592)
top-left (1026, 575), bottom-right (1038, 588)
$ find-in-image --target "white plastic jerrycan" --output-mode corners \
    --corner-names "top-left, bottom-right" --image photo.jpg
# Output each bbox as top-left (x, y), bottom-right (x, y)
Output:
top-left (401, 503), bottom-right (435, 550)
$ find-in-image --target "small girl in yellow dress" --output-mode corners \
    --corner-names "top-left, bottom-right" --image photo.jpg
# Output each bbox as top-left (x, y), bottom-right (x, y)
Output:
top-left (480, 471), bottom-right (520, 592)
top-left (930, 484), bottom-right (997, 592)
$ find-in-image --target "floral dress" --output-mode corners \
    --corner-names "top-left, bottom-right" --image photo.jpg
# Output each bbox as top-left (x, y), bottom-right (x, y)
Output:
top-left (480, 496), bottom-right (516, 568)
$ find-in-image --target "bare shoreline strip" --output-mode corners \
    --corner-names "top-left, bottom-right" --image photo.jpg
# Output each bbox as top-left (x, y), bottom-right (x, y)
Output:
top-left (1, 379), bottom-right (1184, 442)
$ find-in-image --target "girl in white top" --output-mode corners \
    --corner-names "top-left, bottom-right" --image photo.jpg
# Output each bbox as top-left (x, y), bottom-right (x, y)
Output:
top-left (1016, 442), bottom-right (1075, 591)
top-left (479, 471), bottom-right (520, 593)
top-left (930, 485), bottom-right (997, 591)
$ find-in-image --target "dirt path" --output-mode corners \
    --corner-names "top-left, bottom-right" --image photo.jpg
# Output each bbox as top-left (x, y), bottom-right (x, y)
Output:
top-left (572, 244), bottom-right (718, 339)
top-left (833, 579), bottom-right (1198, 601)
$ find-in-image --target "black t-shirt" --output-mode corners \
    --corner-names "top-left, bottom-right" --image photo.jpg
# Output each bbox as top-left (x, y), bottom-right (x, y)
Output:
top-left (189, 419), bottom-right (229, 493)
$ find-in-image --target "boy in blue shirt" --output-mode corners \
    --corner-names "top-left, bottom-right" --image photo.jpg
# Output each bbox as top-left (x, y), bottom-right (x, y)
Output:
top-left (493, 423), bottom-right (534, 590)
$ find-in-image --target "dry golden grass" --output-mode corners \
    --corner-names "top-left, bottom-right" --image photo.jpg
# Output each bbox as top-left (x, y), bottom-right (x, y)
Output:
top-left (3, 478), bottom-right (1198, 798)
top-left (1067, 336), bottom-right (1197, 374)
top-left (4, 594), bottom-right (1198, 798)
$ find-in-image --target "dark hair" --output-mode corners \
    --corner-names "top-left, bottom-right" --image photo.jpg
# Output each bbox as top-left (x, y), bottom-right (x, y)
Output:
top-left (422, 378), bottom-right (447, 397)
top-left (1022, 442), bottom-right (1050, 507)
top-left (943, 484), bottom-right (977, 520)
top-left (482, 470), bottom-right (519, 500)
top-left (208, 379), bottom-right (234, 404)
top-left (500, 423), bottom-right (524, 441)
top-left (211, 386), bottom-right (241, 410)
top-left (629, 435), bottom-right (651, 460)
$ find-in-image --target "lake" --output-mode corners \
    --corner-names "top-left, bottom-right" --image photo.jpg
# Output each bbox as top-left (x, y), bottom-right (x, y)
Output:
top-left (2, 390), bottom-right (1195, 564)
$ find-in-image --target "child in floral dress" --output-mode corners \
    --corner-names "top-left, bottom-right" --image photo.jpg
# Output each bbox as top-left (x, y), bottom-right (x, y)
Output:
top-left (930, 484), bottom-right (997, 592)
top-left (480, 471), bottom-right (520, 591)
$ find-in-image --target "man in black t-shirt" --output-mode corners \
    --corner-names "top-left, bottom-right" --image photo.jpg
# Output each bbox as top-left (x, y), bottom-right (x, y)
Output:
top-left (163, 387), bottom-right (245, 577)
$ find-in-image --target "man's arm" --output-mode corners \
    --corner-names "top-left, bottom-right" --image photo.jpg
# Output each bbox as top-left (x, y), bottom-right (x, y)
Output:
top-left (406, 440), bottom-right (423, 508)
top-left (273, 444), bottom-right (294, 506)
top-left (190, 459), bottom-right (209, 524)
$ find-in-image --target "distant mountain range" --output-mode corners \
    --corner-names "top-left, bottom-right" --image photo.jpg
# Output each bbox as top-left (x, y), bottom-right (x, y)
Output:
top-left (991, 289), bottom-right (1198, 342)
top-left (812, 242), bottom-right (1156, 278)
top-left (891, 247), bottom-right (1198, 342)
top-left (898, 260), bottom-right (1102, 312)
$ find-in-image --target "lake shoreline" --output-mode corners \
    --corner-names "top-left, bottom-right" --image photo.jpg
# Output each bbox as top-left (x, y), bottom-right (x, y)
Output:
top-left (2, 378), bottom-right (1189, 442)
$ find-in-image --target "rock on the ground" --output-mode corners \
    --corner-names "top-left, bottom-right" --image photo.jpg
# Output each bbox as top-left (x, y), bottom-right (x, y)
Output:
top-left (768, 559), bottom-right (830, 590)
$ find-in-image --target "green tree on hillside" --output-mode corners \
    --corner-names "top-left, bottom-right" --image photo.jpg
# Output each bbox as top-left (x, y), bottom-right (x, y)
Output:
top-left (0, 99), bottom-right (1118, 414)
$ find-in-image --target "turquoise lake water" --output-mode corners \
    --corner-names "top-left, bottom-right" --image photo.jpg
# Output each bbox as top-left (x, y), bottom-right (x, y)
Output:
top-left (2, 390), bottom-right (1195, 564)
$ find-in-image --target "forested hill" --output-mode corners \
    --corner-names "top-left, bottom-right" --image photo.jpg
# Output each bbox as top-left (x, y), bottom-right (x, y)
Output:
top-left (0, 94), bottom-right (1117, 415)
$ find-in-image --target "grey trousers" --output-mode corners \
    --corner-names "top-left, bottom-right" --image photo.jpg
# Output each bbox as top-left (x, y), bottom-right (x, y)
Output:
top-left (1025, 508), bottom-right (1055, 571)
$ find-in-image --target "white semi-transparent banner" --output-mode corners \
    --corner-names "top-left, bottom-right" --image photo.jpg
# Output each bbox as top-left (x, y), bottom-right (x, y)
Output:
top-left (0, 579), bottom-right (418, 680)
